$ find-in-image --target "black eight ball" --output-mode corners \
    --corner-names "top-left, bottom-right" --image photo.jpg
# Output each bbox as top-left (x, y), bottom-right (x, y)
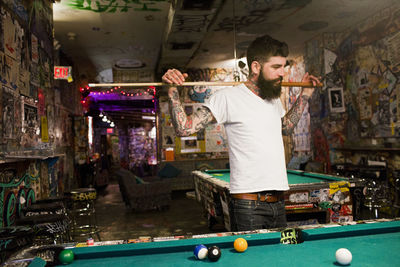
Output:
top-left (208, 246), bottom-right (221, 261)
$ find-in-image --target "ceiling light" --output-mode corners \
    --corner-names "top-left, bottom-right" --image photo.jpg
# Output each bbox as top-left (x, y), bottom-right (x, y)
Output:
top-left (67, 32), bottom-right (76, 40)
top-left (142, 115), bottom-right (155, 120)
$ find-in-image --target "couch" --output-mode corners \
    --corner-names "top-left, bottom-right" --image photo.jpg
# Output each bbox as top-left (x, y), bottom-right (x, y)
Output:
top-left (115, 168), bottom-right (171, 211)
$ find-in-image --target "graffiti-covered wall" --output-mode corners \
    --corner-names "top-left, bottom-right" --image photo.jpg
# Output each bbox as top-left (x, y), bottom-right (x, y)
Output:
top-left (0, 0), bottom-right (82, 225)
top-left (303, 4), bottom-right (400, 171)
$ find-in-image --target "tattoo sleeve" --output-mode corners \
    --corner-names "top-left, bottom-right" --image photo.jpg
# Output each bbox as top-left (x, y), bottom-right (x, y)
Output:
top-left (168, 88), bottom-right (215, 136)
top-left (281, 94), bottom-right (310, 136)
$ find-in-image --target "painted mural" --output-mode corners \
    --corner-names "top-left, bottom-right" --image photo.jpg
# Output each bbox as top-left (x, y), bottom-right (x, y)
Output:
top-left (0, 161), bottom-right (40, 227)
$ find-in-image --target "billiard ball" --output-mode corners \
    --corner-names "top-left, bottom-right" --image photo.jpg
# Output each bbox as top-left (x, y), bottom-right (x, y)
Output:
top-left (335, 248), bottom-right (352, 265)
top-left (194, 244), bottom-right (208, 260)
top-left (234, 238), bottom-right (248, 252)
top-left (208, 246), bottom-right (221, 262)
top-left (59, 249), bottom-right (74, 264)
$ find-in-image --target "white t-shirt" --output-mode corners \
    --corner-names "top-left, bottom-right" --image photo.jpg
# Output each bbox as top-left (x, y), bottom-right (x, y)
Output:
top-left (203, 84), bottom-right (289, 193)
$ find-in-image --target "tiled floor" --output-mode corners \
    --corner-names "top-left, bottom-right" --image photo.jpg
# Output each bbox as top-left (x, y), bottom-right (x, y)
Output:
top-left (86, 181), bottom-right (213, 242)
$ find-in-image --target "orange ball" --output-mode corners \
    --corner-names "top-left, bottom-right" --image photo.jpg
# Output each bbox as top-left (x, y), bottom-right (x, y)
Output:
top-left (234, 237), bottom-right (248, 252)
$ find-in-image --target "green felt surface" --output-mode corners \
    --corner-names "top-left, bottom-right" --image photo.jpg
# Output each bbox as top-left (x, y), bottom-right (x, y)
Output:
top-left (204, 169), bottom-right (347, 185)
top-left (59, 221), bottom-right (400, 267)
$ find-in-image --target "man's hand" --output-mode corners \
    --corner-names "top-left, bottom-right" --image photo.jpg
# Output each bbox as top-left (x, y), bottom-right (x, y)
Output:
top-left (301, 72), bottom-right (321, 97)
top-left (162, 69), bottom-right (188, 85)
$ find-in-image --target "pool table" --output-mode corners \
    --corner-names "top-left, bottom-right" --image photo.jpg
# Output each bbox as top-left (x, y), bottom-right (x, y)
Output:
top-left (34, 219), bottom-right (398, 266)
top-left (192, 169), bottom-right (365, 231)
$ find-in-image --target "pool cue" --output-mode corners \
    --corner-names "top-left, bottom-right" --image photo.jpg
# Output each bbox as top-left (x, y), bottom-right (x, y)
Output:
top-left (88, 81), bottom-right (323, 87)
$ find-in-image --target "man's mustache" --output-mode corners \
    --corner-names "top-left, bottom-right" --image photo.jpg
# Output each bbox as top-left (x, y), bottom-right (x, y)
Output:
top-left (272, 77), bottom-right (283, 85)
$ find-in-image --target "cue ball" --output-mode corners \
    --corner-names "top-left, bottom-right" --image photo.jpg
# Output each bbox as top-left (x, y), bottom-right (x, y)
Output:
top-left (208, 246), bottom-right (221, 262)
top-left (335, 248), bottom-right (352, 265)
top-left (194, 244), bottom-right (208, 260)
top-left (59, 249), bottom-right (74, 264)
top-left (234, 238), bottom-right (248, 252)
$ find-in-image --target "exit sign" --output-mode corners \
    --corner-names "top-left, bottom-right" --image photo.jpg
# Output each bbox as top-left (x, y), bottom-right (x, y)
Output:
top-left (54, 66), bottom-right (72, 80)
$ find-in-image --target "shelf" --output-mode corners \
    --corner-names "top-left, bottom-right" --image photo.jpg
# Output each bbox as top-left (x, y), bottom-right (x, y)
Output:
top-left (334, 147), bottom-right (400, 152)
top-left (0, 154), bottom-right (65, 163)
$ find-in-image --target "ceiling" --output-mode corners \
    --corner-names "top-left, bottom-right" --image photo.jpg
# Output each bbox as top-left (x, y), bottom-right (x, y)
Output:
top-left (53, 0), bottom-right (398, 82)
top-left (52, 0), bottom-right (398, 125)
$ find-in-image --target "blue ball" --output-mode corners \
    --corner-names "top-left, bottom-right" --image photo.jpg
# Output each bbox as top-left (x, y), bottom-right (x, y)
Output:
top-left (194, 244), bottom-right (208, 260)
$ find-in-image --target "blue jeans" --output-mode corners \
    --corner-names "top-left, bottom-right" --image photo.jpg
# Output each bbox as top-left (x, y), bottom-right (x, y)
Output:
top-left (230, 198), bottom-right (287, 231)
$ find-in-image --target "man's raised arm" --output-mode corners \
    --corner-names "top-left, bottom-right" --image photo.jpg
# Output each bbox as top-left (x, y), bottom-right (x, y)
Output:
top-left (163, 69), bottom-right (215, 137)
top-left (282, 72), bottom-right (320, 135)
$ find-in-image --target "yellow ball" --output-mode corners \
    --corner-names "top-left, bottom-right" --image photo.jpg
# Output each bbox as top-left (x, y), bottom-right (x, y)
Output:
top-left (234, 238), bottom-right (248, 252)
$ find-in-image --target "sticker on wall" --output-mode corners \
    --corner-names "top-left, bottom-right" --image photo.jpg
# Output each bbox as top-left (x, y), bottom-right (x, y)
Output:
top-left (328, 87), bottom-right (345, 113)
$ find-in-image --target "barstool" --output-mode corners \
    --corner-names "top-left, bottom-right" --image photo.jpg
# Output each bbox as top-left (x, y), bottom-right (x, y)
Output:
top-left (66, 188), bottom-right (100, 241)
top-left (21, 202), bottom-right (66, 216)
top-left (0, 226), bottom-right (34, 263)
top-left (16, 195), bottom-right (71, 244)
top-left (363, 180), bottom-right (390, 219)
top-left (15, 214), bottom-right (69, 245)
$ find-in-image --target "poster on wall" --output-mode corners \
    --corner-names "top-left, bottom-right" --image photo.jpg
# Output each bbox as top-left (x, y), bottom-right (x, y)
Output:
top-left (3, 12), bottom-right (17, 59)
top-left (205, 124), bottom-right (228, 152)
top-left (162, 126), bottom-right (175, 147)
top-left (19, 69), bottom-right (30, 96)
top-left (23, 103), bottom-right (38, 129)
top-left (2, 86), bottom-right (15, 139)
top-left (328, 87), bottom-right (345, 113)
top-left (21, 100), bottom-right (39, 147)
top-left (41, 116), bottom-right (49, 142)
top-left (358, 87), bottom-right (372, 120)
top-left (31, 34), bottom-right (39, 64)
top-left (5, 55), bottom-right (18, 90)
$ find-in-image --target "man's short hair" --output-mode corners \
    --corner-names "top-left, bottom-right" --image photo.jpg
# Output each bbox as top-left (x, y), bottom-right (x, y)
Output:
top-left (246, 35), bottom-right (289, 68)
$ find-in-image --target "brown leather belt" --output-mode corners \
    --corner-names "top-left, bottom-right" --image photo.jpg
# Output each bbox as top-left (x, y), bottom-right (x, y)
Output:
top-left (231, 192), bottom-right (284, 202)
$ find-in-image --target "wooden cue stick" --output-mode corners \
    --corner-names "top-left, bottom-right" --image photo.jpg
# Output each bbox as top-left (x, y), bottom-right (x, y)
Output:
top-left (88, 81), bottom-right (323, 87)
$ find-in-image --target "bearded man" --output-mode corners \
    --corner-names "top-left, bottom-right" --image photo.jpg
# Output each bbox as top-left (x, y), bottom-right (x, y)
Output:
top-left (162, 35), bottom-right (319, 231)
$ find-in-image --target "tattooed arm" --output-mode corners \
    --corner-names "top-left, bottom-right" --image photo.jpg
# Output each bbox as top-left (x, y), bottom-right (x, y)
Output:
top-left (281, 94), bottom-right (310, 135)
top-left (163, 69), bottom-right (216, 136)
top-left (168, 88), bottom-right (215, 136)
top-left (281, 72), bottom-right (320, 136)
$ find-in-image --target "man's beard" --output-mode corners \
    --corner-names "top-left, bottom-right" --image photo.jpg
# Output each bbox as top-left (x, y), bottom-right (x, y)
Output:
top-left (257, 71), bottom-right (282, 100)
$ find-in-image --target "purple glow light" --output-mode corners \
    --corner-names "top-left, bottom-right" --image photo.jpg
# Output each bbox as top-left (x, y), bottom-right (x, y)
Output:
top-left (89, 92), bottom-right (153, 101)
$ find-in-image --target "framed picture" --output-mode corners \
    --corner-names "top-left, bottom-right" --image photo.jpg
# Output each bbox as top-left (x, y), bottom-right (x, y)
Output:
top-left (328, 87), bottom-right (345, 113)
top-left (180, 136), bottom-right (200, 153)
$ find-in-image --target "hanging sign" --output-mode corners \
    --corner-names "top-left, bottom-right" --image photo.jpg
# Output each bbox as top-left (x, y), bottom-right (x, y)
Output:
top-left (54, 66), bottom-right (73, 82)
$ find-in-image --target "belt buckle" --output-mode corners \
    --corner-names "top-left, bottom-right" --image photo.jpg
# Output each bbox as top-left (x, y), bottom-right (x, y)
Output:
top-left (264, 193), bottom-right (271, 202)
top-left (257, 193), bottom-right (266, 202)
